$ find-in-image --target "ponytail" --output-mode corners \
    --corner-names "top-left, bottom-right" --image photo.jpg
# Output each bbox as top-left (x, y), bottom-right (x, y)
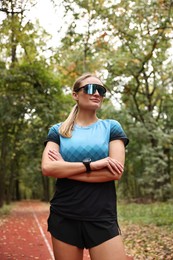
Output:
top-left (59, 104), bottom-right (78, 138)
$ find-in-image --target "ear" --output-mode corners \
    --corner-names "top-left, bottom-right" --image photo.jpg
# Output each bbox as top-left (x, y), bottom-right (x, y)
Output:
top-left (72, 92), bottom-right (79, 101)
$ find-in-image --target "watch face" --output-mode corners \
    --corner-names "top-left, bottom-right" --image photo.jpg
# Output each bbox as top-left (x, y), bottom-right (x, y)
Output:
top-left (83, 158), bottom-right (91, 163)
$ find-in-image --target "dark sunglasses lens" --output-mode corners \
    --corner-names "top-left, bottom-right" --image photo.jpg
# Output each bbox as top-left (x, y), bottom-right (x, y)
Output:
top-left (97, 86), bottom-right (106, 96)
top-left (84, 84), bottom-right (94, 95)
top-left (84, 84), bottom-right (106, 96)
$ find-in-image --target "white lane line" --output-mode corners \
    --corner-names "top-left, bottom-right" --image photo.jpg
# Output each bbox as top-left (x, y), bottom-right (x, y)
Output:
top-left (32, 210), bottom-right (54, 260)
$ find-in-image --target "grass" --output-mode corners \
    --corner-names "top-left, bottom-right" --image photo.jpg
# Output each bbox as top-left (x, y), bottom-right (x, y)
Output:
top-left (0, 204), bottom-right (12, 217)
top-left (0, 200), bottom-right (172, 230)
top-left (117, 201), bottom-right (173, 229)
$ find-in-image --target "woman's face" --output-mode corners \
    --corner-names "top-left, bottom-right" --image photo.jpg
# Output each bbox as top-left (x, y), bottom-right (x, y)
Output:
top-left (73, 76), bottom-right (105, 111)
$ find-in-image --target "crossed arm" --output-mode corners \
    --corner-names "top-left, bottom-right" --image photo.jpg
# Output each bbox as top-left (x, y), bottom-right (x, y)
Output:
top-left (41, 140), bottom-right (125, 182)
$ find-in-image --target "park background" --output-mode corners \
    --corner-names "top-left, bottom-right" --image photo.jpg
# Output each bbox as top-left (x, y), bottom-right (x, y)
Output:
top-left (0, 0), bottom-right (173, 258)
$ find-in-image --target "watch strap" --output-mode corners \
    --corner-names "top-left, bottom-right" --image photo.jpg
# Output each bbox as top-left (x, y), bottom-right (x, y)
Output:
top-left (84, 163), bottom-right (91, 173)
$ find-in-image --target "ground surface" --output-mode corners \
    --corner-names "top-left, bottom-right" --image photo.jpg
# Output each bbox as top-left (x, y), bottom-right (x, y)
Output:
top-left (0, 201), bottom-right (90, 260)
top-left (0, 201), bottom-right (173, 260)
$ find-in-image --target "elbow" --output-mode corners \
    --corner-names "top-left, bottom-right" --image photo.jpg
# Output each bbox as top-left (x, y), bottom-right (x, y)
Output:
top-left (41, 163), bottom-right (51, 177)
top-left (41, 162), bottom-right (63, 178)
top-left (113, 172), bottom-right (123, 181)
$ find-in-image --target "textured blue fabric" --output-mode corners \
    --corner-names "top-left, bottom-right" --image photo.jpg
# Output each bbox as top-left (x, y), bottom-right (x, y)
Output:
top-left (46, 119), bottom-right (128, 163)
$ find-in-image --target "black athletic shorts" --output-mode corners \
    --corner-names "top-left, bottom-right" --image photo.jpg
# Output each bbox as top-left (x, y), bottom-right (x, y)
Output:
top-left (47, 212), bottom-right (121, 249)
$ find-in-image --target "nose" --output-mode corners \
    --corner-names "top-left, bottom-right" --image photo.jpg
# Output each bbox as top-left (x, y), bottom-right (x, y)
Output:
top-left (93, 89), bottom-right (100, 96)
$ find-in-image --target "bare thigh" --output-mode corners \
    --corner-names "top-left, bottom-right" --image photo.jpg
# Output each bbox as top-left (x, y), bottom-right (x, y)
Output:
top-left (89, 235), bottom-right (127, 260)
top-left (51, 236), bottom-right (83, 260)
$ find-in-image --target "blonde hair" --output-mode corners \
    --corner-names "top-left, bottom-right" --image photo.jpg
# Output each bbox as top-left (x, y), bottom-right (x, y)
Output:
top-left (59, 73), bottom-right (102, 138)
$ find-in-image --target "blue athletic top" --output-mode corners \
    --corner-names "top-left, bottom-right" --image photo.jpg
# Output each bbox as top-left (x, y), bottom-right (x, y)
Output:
top-left (45, 119), bottom-right (129, 221)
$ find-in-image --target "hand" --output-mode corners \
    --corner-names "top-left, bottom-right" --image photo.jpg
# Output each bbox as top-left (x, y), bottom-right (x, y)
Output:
top-left (91, 157), bottom-right (124, 176)
top-left (48, 149), bottom-right (64, 161)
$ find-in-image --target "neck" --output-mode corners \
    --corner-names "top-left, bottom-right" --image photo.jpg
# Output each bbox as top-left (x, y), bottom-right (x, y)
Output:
top-left (75, 110), bottom-right (98, 127)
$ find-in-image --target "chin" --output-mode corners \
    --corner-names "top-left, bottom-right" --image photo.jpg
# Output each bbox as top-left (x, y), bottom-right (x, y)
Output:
top-left (90, 104), bottom-right (102, 110)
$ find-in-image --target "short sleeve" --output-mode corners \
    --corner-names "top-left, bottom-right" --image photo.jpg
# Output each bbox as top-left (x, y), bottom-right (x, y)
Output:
top-left (44, 124), bottom-right (60, 146)
top-left (109, 120), bottom-right (129, 146)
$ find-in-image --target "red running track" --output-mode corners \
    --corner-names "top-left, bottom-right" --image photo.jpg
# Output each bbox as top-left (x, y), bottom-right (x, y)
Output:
top-left (0, 201), bottom-right (90, 260)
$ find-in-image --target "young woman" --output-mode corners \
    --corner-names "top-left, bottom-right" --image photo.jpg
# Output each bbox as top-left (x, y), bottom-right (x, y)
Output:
top-left (42, 73), bottom-right (132, 260)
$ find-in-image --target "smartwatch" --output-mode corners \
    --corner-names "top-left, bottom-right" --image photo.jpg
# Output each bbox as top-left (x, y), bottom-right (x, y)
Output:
top-left (82, 158), bottom-right (91, 173)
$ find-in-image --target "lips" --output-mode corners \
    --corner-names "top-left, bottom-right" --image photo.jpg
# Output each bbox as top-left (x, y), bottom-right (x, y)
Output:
top-left (90, 99), bottom-right (100, 103)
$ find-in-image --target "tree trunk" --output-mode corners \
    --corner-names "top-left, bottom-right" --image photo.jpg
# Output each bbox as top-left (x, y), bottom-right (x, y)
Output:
top-left (0, 132), bottom-right (8, 207)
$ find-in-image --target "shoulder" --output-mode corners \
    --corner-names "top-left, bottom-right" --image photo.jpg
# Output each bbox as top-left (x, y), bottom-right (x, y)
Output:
top-left (100, 119), bottom-right (129, 146)
top-left (109, 119), bottom-right (123, 130)
top-left (48, 123), bottom-right (62, 133)
top-left (99, 119), bottom-right (121, 128)
top-left (44, 123), bottom-right (62, 146)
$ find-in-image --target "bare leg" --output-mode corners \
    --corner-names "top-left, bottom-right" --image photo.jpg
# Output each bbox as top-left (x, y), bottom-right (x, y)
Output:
top-left (51, 236), bottom-right (83, 260)
top-left (89, 235), bottom-right (127, 260)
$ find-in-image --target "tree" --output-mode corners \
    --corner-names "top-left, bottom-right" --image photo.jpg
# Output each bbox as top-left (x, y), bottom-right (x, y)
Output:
top-left (53, 0), bottom-right (173, 201)
top-left (51, 0), bottom-right (111, 86)
top-left (1, 0), bottom-right (172, 205)
top-left (0, 0), bottom-right (73, 206)
top-left (101, 0), bottom-right (173, 200)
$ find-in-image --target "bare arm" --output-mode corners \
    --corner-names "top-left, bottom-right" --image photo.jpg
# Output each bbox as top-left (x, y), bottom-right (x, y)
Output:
top-left (68, 168), bottom-right (120, 182)
top-left (45, 140), bottom-right (125, 182)
top-left (41, 141), bottom-right (87, 178)
top-left (68, 140), bottom-right (125, 182)
top-left (41, 140), bottom-right (124, 180)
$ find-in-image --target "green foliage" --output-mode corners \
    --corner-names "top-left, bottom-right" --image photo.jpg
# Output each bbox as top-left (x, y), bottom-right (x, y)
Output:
top-left (0, 5), bottom-right (74, 204)
top-left (0, 204), bottom-right (11, 216)
top-left (0, 0), bottom-right (173, 206)
top-left (117, 111), bottom-right (173, 201)
top-left (119, 203), bottom-right (173, 259)
top-left (118, 201), bottom-right (173, 229)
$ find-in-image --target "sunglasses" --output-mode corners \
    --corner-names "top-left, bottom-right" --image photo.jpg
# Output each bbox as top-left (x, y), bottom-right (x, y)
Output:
top-left (76, 84), bottom-right (106, 97)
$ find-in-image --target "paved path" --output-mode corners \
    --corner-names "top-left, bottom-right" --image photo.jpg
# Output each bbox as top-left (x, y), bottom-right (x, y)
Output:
top-left (0, 201), bottom-right (90, 260)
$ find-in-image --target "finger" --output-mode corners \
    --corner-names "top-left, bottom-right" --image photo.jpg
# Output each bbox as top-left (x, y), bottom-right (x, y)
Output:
top-left (49, 149), bottom-right (57, 155)
top-left (109, 158), bottom-right (124, 172)
top-left (109, 157), bottom-right (124, 169)
top-left (51, 150), bottom-right (63, 159)
top-left (52, 149), bottom-right (59, 154)
top-left (48, 155), bottom-right (56, 161)
top-left (48, 150), bottom-right (64, 162)
top-left (106, 162), bottom-right (117, 175)
top-left (108, 160), bottom-right (123, 175)
top-left (48, 151), bottom-right (58, 160)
